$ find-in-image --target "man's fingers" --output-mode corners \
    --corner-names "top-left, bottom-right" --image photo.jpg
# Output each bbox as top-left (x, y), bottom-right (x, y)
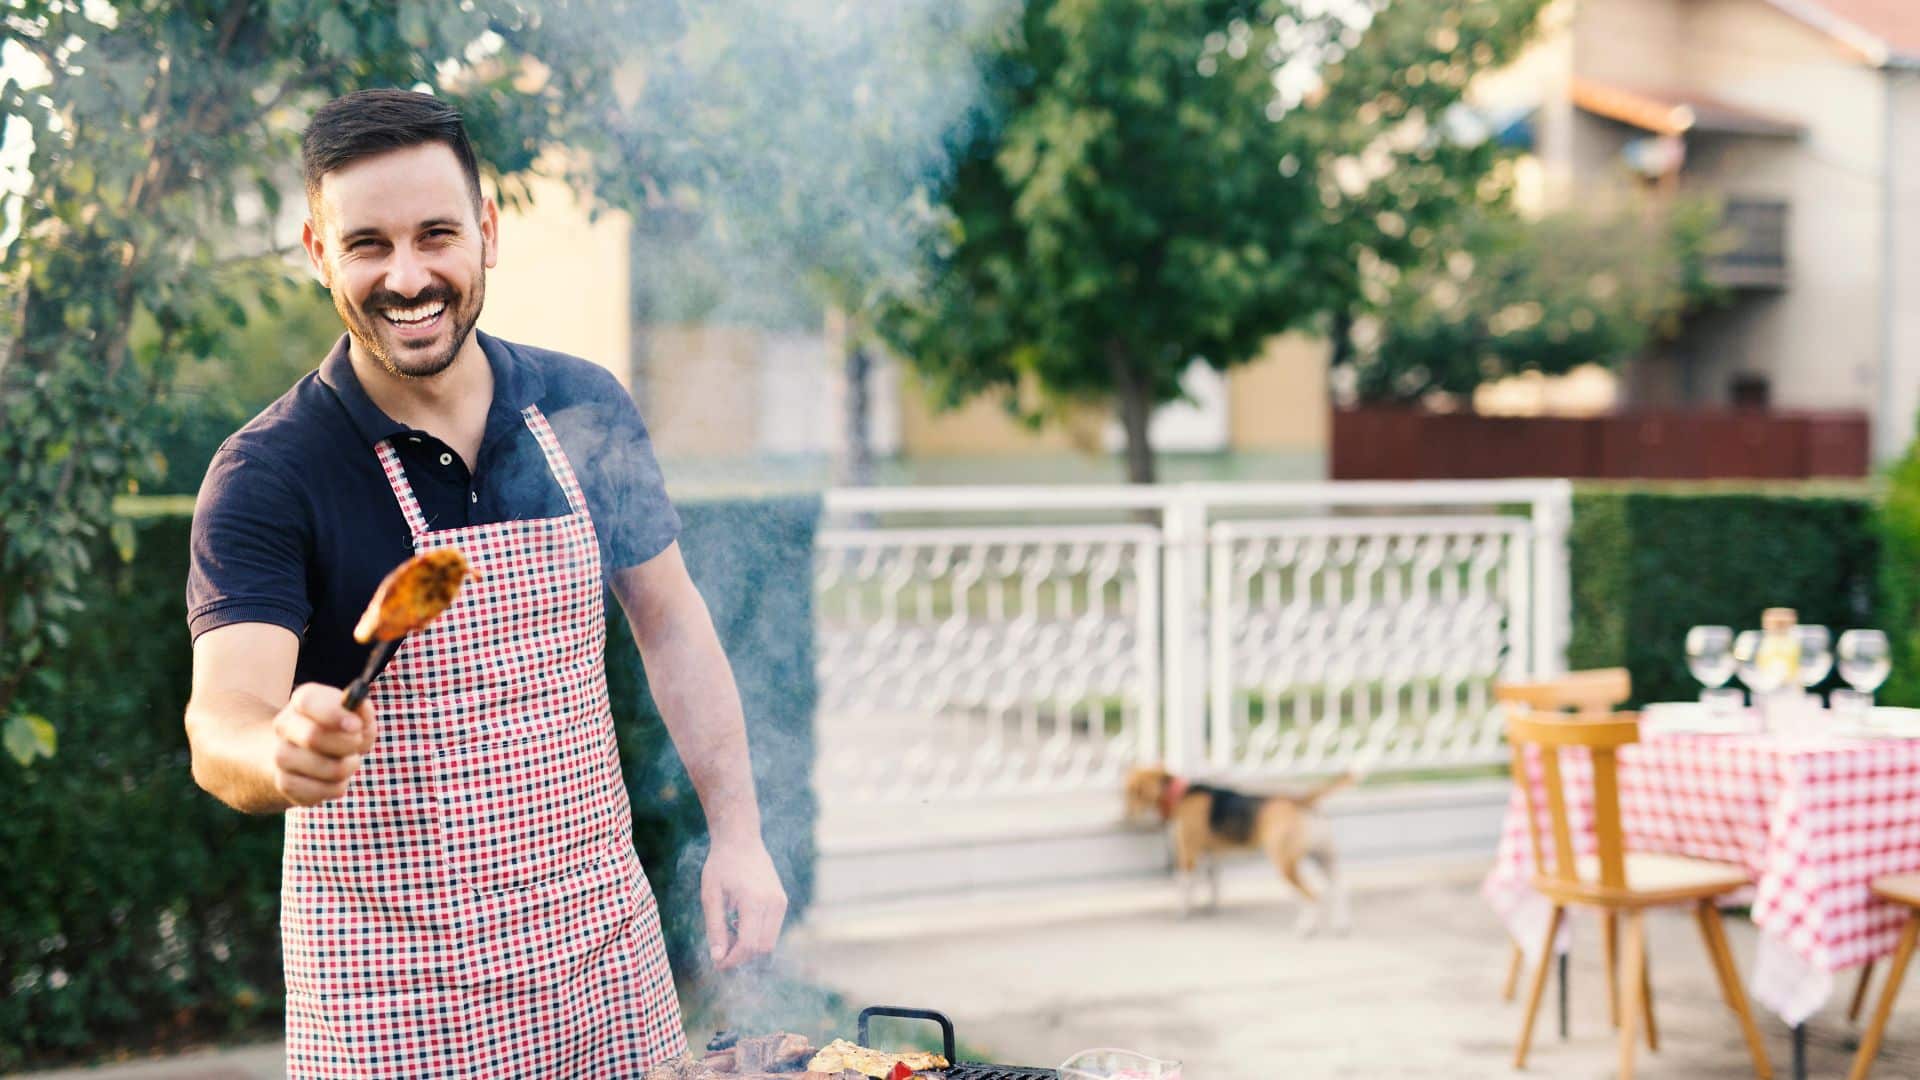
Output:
top-left (739, 893), bottom-right (785, 960)
top-left (275, 710), bottom-right (364, 757)
top-left (715, 891), bottom-right (786, 970)
top-left (289, 682), bottom-right (366, 734)
top-left (275, 743), bottom-right (361, 785)
top-left (701, 880), bottom-right (733, 966)
top-left (353, 703), bottom-right (379, 753)
top-left (275, 770), bottom-right (351, 807)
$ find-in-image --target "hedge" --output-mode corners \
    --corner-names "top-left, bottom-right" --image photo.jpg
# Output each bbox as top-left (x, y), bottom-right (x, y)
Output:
top-left (6, 481), bottom-right (1909, 1068)
top-left (1567, 488), bottom-right (1890, 708)
top-left (0, 496), bottom-right (819, 1070)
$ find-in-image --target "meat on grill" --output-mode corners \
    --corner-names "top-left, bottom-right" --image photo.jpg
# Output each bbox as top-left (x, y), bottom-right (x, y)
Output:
top-left (643, 1031), bottom-right (870, 1080)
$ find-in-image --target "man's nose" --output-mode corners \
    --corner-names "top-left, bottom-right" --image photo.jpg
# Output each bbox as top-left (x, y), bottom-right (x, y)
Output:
top-left (382, 245), bottom-right (432, 299)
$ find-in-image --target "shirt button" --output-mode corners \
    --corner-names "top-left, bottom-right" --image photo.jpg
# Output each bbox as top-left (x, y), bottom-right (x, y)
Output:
top-left (439, 452), bottom-right (453, 466)
top-left (470, 492), bottom-right (478, 504)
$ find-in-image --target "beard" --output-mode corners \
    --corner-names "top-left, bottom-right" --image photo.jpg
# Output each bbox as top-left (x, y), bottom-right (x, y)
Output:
top-left (336, 268), bottom-right (486, 381)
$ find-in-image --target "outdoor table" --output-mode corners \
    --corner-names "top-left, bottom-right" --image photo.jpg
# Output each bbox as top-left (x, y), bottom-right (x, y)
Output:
top-left (1482, 706), bottom-right (1920, 1080)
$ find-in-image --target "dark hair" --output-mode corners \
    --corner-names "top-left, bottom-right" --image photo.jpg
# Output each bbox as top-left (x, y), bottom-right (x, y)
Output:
top-left (301, 89), bottom-right (483, 215)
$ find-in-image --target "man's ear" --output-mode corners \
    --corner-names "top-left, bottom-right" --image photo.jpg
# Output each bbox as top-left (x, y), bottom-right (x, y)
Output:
top-left (479, 196), bottom-right (500, 269)
top-left (301, 218), bottom-right (330, 288)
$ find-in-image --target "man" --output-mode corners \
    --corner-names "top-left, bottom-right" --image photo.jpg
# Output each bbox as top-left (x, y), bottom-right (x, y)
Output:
top-left (183, 89), bottom-right (786, 1077)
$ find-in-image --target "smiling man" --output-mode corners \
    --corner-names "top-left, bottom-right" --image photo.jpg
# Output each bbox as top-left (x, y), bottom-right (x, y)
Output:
top-left (181, 89), bottom-right (786, 1077)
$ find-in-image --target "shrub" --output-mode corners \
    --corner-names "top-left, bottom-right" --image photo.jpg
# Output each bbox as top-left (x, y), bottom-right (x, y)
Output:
top-left (1568, 488), bottom-right (1884, 707)
top-left (0, 497), bottom-right (819, 1069)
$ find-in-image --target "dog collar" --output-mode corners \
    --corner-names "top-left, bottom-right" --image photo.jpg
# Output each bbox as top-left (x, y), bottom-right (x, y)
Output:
top-left (1159, 775), bottom-right (1190, 818)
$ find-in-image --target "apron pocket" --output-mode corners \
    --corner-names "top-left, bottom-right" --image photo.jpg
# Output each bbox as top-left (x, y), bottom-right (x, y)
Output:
top-left (434, 719), bottom-right (619, 895)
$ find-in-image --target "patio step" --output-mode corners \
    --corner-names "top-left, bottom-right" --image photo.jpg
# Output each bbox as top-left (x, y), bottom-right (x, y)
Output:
top-left (809, 778), bottom-right (1510, 910)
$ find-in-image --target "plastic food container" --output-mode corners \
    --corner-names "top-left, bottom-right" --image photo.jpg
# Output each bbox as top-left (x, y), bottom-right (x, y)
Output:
top-left (1057, 1048), bottom-right (1183, 1080)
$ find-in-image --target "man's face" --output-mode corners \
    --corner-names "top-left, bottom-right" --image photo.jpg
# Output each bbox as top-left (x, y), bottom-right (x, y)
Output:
top-left (302, 142), bottom-right (497, 380)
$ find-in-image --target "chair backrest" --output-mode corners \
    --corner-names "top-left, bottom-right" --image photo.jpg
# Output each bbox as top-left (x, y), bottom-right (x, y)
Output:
top-left (1506, 710), bottom-right (1640, 891)
top-left (1494, 667), bottom-right (1632, 715)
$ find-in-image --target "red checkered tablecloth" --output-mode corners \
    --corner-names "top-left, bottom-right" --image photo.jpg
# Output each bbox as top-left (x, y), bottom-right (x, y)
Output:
top-left (1482, 725), bottom-right (1920, 1024)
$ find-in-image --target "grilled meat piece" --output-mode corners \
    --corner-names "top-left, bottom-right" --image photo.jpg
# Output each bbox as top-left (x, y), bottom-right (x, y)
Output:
top-left (807, 1039), bottom-right (948, 1077)
top-left (352, 548), bottom-right (472, 643)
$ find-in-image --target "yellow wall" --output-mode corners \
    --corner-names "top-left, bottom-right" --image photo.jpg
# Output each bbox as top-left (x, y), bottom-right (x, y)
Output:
top-left (477, 172), bottom-right (632, 389)
top-left (897, 369), bottom-right (1103, 457)
top-left (1226, 333), bottom-right (1329, 451)
top-left (897, 334), bottom-right (1330, 457)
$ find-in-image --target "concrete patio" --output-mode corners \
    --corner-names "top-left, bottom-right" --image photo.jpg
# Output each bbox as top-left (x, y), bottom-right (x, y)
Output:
top-left (786, 857), bottom-right (1920, 1080)
top-left (17, 856), bottom-right (1920, 1080)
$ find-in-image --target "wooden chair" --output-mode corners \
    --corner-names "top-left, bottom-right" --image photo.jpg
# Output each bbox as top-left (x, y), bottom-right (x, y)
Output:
top-left (1507, 710), bottom-right (1772, 1079)
top-left (1847, 874), bottom-right (1920, 1080)
top-left (1496, 668), bottom-right (1634, 1009)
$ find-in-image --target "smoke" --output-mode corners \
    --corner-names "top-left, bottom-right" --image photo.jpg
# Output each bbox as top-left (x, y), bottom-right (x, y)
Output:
top-left (610, 0), bottom-right (1020, 329)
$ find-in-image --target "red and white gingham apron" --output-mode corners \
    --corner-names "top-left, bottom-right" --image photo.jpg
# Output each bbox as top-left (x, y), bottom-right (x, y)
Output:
top-left (282, 405), bottom-right (687, 1078)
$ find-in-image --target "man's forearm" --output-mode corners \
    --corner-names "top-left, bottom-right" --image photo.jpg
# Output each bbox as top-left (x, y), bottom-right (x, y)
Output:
top-left (185, 690), bottom-right (293, 814)
top-left (636, 604), bottom-right (762, 844)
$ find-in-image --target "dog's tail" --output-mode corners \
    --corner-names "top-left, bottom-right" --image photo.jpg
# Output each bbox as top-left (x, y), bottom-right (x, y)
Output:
top-left (1298, 770), bottom-right (1360, 807)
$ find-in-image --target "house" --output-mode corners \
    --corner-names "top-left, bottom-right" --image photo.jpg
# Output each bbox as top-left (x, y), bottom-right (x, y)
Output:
top-left (1488, 0), bottom-right (1920, 460)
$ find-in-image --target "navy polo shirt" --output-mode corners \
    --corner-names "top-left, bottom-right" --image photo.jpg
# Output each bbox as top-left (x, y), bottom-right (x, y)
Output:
top-left (187, 330), bottom-right (680, 690)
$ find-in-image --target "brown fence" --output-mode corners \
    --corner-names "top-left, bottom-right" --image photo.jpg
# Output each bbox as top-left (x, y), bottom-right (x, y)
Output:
top-left (1330, 408), bottom-right (1871, 481)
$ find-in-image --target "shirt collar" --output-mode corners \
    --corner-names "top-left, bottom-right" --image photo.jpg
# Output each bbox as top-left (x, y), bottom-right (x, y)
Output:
top-left (317, 329), bottom-right (545, 447)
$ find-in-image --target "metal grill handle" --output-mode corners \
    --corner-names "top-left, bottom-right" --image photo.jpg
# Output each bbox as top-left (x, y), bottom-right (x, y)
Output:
top-left (857, 1005), bottom-right (957, 1065)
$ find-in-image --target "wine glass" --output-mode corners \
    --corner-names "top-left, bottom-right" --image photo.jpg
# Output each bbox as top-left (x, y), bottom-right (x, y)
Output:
top-left (1797, 625), bottom-right (1833, 687)
top-left (1838, 629), bottom-right (1892, 701)
top-left (1735, 630), bottom-right (1783, 694)
top-left (1686, 626), bottom-right (1736, 688)
top-left (1687, 625), bottom-right (1743, 714)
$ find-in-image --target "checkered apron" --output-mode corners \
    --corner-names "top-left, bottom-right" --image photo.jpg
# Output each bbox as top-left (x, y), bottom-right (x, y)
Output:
top-left (282, 405), bottom-right (687, 1078)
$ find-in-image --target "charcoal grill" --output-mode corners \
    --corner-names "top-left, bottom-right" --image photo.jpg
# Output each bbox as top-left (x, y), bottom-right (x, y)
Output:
top-left (858, 1006), bottom-right (1058, 1080)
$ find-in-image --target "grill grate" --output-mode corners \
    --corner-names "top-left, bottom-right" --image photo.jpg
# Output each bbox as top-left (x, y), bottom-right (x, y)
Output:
top-left (937, 1066), bottom-right (1059, 1080)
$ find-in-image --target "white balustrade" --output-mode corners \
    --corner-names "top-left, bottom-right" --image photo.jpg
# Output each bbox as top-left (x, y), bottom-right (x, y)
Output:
top-left (814, 481), bottom-right (1571, 806)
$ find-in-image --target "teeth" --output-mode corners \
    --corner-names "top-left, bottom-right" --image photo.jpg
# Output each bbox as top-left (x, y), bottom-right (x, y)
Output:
top-left (383, 302), bottom-right (446, 324)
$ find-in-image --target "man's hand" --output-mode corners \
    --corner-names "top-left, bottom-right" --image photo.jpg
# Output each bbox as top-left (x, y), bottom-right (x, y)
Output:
top-left (269, 683), bottom-right (377, 807)
top-left (701, 836), bottom-right (788, 970)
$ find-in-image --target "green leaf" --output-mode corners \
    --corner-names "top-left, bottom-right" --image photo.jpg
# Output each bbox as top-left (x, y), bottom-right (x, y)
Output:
top-left (4, 713), bottom-right (57, 766)
top-left (317, 9), bottom-right (358, 56)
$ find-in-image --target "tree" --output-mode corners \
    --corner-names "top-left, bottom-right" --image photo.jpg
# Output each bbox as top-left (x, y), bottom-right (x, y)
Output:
top-left (873, 0), bottom-right (1549, 483)
top-left (570, 0), bottom-right (1014, 484)
top-left (0, 0), bottom-right (680, 762)
top-left (1346, 193), bottom-right (1727, 403)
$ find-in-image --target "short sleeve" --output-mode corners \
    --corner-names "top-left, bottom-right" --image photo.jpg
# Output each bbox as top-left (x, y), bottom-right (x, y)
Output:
top-left (565, 369), bottom-right (681, 576)
top-left (186, 448), bottom-right (313, 641)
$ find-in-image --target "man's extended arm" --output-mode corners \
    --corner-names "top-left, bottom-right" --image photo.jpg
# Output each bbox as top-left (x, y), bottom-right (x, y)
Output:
top-left (611, 542), bottom-right (787, 969)
top-left (185, 622), bottom-right (376, 814)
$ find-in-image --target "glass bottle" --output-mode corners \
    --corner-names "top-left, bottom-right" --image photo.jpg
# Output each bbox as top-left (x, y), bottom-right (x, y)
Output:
top-left (1754, 608), bottom-right (1802, 689)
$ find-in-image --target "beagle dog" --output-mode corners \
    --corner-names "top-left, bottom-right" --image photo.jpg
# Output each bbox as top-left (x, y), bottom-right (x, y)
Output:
top-left (1124, 764), bottom-right (1355, 932)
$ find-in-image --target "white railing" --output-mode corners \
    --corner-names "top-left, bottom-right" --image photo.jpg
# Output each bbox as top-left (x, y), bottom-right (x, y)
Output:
top-left (813, 481), bottom-right (1571, 805)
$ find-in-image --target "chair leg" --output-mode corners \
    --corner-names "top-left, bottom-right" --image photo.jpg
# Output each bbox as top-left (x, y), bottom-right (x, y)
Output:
top-left (1604, 911), bottom-right (1620, 1028)
top-left (1641, 947), bottom-right (1659, 1051)
top-left (1619, 910), bottom-right (1647, 1080)
top-left (1515, 904), bottom-right (1566, 1070)
top-left (1696, 900), bottom-right (1774, 1080)
top-left (1850, 960), bottom-right (1877, 1024)
top-left (1851, 916), bottom-right (1920, 1080)
top-left (1504, 940), bottom-right (1523, 1002)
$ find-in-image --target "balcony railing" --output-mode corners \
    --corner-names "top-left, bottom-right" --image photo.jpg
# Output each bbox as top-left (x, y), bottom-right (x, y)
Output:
top-left (1710, 197), bottom-right (1789, 289)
